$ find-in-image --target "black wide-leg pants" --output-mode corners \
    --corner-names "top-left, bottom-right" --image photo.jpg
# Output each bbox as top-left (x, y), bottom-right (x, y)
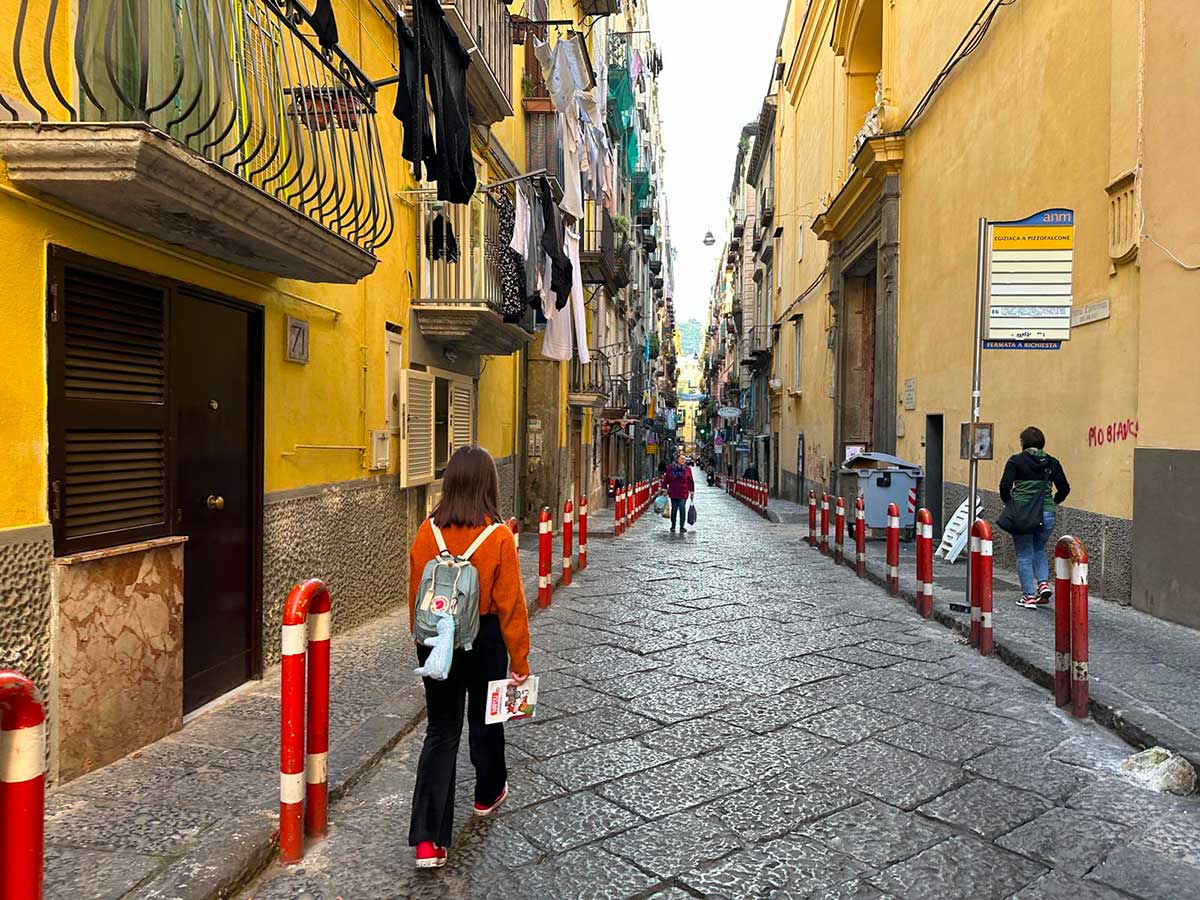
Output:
top-left (408, 613), bottom-right (509, 847)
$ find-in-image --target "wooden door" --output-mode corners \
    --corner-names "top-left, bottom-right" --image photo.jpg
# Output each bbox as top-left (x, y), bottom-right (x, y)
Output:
top-left (174, 293), bottom-right (259, 713)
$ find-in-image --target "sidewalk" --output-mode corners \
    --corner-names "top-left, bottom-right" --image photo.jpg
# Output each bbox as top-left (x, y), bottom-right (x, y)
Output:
top-left (43, 543), bottom-right (556, 900)
top-left (755, 493), bottom-right (1200, 768)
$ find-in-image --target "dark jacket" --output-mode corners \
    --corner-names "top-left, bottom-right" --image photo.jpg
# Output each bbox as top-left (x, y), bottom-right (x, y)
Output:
top-left (661, 464), bottom-right (695, 500)
top-left (999, 449), bottom-right (1070, 511)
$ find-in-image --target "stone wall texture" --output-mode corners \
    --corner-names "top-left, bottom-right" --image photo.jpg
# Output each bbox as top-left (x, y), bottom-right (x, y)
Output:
top-left (52, 542), bottom-right (184, 782)
top-left (495, 454), bottom-right (518, 519)
top-left (0, 527), bottom-right (53, 720)
top-left (263, 476), bottom-right (412, 665)
top-left (945, 482), bottom-right (1132, 604)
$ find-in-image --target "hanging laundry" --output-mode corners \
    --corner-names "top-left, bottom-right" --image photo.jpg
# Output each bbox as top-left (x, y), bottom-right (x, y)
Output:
top-left (510, 185), bottom-right (530, 257)
top-left (538, 176), bottom-right (573, 309)
top-left (533, 36), bottom-right (591, 220)
top-left (631, 49), bottom-right (644, 87)
top-left (564, 224), bottom-right (590, 364)
top-left (427, 213), bottom-right (459, 262)
top-left (490, 192), bottom-right (527, 320)
top-left (393, 0), bottom-right (477, 203)
top-left (525, 183), bottom-right (546, 311)
top-left (313, 0), bottom-right (339, 50)
top-left (540, 255), bottom-right (572, 361)
top-left (394, 14), bottom-right (434, 182)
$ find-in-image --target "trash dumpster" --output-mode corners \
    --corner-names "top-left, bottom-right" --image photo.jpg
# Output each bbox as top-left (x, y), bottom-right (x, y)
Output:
top-left (840, 452), bottom-right (923, 533)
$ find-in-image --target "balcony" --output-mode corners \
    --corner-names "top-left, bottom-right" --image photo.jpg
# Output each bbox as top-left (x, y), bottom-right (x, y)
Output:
top-left (569, 351), bottom-right (611, 409)
top-left (579, 200), bottom-right (618, 288)
top-left (740, 326), bottom-right (771, 364)
top-left (759, 186), bottom-right (776, 226)
top-left (0, 0), bottom-right (392, 284)
top-left (413, 191), bottom-right (534, 357)
top-left (415, 1), bottom-right (514, 125)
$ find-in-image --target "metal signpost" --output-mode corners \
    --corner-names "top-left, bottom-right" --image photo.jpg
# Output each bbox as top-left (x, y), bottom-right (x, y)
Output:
top-left (967, 209), bottom-right (1074, 611)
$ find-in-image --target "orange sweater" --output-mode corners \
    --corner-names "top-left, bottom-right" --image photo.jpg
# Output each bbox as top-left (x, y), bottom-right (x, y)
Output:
top-left (408, 519), bottom-right (531, 676)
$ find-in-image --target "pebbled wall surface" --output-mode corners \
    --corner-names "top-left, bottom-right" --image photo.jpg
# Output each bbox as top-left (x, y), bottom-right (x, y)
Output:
top-left (0, 527), bottom-right (53, 702)
top-left (262, 476), bottom-right (414, 666)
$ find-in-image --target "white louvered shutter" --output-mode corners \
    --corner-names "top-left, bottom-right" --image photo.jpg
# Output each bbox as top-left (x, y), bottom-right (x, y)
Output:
top-left (386, 330), bottom-right (404, 434)
top-left (400, 370), bottom-right (435, 487)
top-left (449, 379), bottom-right (474, 456)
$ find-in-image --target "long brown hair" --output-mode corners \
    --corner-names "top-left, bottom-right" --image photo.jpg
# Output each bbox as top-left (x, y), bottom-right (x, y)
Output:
top-left (431, 445), bottom-right (502, 528)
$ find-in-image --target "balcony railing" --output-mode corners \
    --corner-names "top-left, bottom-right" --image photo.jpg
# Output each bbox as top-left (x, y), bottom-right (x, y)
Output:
top-left (1, 0), bottom-right (393, 282)
top-left (759, 186), bottom-right (776, 224)
top-left (570, 350), bottom-right (611, 409)
top-left (413, 187), bottom-right (533, 356)
top-left (421, 0), bottom-right (514, 125)
top-left (579, 199), bottom-right (617, 287)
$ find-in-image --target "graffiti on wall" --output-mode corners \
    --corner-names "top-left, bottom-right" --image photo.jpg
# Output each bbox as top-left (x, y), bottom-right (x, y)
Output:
top-left (1088, 419), bottom-right (1138, 448)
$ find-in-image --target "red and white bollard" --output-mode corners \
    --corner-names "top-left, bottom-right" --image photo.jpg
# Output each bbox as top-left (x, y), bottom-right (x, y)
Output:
top-left (1054, 536), bottom-right (1090, 718)
top-left (886, 502), bottom-right (900, 596)
top-left (916, 509), bottom-right (934, 618)
top-left (969, 519), bottom-right (994, 655)
top-left (280, 579), bottom-right (333, 864)
top-left (0, 670), bottom-right (45, 900)
top-left (834, 497), bottom-right (846, 565)
top-left (562, 499), bottom-right (574, 587)
top-left (808, 491), bottom-right (817, 547)
top-left (854, 496), bottom-right (866, 577)
top-left (505, 517), bottom-right (520, 550)
top-left (819, 493), bottom-right (830, 555)
top-left (538, 507), bottom-right (552, 607)
top-left (615, 487), bottom-right (625, 536)
top-left (577, 497), bottom-right (588, 570)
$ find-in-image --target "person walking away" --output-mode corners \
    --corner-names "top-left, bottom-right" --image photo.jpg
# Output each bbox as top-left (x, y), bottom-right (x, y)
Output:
top-left (999, 426), bottom-right (1070, 609)
top-left (662, 450), bottom-right (695, 533)
top-left (408, 446), bottom-right (531, 868)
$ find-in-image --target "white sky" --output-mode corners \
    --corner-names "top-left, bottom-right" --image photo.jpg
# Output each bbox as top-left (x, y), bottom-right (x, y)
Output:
top-left (653, 0), bottom-right (789, 330)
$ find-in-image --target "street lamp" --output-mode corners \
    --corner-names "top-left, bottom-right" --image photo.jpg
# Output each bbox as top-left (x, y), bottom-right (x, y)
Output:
top-left (703, 231), bottom-right (715, 246)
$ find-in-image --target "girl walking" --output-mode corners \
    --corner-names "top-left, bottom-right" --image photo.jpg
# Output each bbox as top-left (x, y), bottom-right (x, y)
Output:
top-left (407, 446), bottom-right (531, 868)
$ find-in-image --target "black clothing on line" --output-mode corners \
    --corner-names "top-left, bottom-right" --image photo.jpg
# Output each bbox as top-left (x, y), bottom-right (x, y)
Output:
top-left (999, 451), bottom-right (1071, 505)
top-left (312, 0), bottom-right (339, 50)
top-left (409, 613), bottom-right (509, 848)
top-left (394, 0), bottom-right (477, 204)
top-left (538, 176), bottom-right (572, 309)
top-left (427, 213), bottom-right (459, 262)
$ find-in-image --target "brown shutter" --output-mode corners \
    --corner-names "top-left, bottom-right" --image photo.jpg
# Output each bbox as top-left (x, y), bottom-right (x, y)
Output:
top-left (48, 258), bottom-right (171, 554)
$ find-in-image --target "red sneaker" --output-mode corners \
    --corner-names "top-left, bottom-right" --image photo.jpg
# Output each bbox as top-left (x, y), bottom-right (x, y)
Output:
top-left (473, 782), bottom-right (509, 817)
top-left (415, 841), bottom-right (447, 868)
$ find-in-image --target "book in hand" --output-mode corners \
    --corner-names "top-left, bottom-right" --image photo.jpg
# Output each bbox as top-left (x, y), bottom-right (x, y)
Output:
top-left (484, 676), bottom-right (539, 724)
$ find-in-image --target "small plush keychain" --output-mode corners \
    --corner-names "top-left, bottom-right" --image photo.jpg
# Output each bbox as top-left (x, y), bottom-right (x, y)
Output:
top-left (413, 613), bottom-right (455, 681)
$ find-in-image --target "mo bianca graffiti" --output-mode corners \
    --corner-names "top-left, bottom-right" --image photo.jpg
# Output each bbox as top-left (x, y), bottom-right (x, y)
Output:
top-left (1088, 419), bottom-right (1139, 448)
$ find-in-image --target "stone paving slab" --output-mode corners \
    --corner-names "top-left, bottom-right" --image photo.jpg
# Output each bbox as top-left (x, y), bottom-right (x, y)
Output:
top-left (236, 475), bottom-right (1199, 899)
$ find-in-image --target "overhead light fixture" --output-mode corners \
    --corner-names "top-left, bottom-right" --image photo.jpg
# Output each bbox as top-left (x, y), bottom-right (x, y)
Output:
top-left (703, 231), bottom-right (715, 246)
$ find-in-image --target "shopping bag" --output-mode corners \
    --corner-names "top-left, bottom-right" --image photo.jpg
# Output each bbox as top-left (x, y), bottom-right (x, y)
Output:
top-left (661, 503), bottom-right (670, 519)
top-left (653, 494), bottom-right (668, 514)
top-left (687, 503), bottom-right (698, 526)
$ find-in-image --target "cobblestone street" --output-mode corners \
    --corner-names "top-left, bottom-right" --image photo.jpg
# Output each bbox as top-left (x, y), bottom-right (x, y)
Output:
top-left (244, 477), bottom-right (1200, 900)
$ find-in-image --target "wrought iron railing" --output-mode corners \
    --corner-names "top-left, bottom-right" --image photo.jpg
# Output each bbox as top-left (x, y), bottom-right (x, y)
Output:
top-left (451, 0), bottom-right (512, 114)
top-left (3, 0), bottom-right (393, 254)
top-left (417, 190), bottom-right (499, 310)
top-left (571, 349), bottom-right (611, 398)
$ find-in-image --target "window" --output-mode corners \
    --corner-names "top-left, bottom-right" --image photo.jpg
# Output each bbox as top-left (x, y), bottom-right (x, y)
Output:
top-left (774, 239), bottom-right (783, 293)
top-left (399, 368), bottom-right (473, 487)
top-left (792, 316), bottom-right (804, 392)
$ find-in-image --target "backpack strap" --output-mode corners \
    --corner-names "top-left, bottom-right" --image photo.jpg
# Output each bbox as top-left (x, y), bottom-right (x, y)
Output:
top-left (460, 522), bottom-right (504, 562)
top-left (429, 520), bottom-right (451, 557)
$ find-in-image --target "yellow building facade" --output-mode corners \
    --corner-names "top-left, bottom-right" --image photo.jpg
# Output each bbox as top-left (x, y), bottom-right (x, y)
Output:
top-left (0, 0), bottom-right (657, 782)
top-left (753, 0), bottom-right (1199, 623)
